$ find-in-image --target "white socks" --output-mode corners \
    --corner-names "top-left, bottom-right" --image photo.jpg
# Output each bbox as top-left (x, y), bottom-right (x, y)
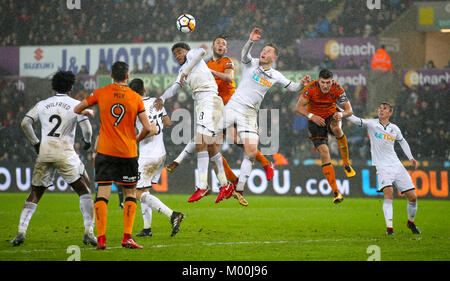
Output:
top-left (79, 194), bottom-right (95, 234)
top-left (407, 200), bottom-right (417, 222)
top-left (197, 151), bottom-right (209, 190)
top-left (175, 140), bottom-right (196, 164)
top-left (236, 155), bottom-right (254, 192)
top-left (140, 202), bottom-right (152, 229)
top-left (210, 153), bottom-right (227, 186)
top-left (383, 199), bottom-right (418, 228)
top-left (18, 201), bottom-right (37, 234)
top-left (382, 199), bottom-right (393, 228)
top-left (140, 191), bottom-right (173, 218)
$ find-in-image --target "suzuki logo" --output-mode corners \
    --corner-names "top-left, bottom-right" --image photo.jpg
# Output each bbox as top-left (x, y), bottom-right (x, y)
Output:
top-left (34, 48), bottom-right (43, 61)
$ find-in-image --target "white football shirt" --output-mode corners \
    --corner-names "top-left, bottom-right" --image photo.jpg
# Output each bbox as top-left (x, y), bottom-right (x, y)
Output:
top-left (177, 48), bottom-right (218, 99)
top-left (25, 94), bottom-right (88, 162)
top-left (136, 97), bottom-right (167, 158)
top-left (347, 116), bottom-right (405, 166)
top-left (228, 57), bottom-right (292, 112)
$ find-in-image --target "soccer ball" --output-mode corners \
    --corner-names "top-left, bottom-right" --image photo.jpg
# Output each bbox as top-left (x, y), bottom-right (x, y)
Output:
top-left (176, 14), bottom-right (196, 33)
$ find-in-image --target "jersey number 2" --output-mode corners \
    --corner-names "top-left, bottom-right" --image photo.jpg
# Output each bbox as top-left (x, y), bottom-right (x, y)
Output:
top-left (47, 114), bottom-right (62, 137)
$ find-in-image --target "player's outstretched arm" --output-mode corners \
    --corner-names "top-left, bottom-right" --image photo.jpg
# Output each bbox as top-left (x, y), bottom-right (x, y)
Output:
top-left (345, 114), bottom-right (369, 128)
top-left (333, 101), bottom-right (353, 121)
top-left (74, 99), bottom-right (91, 115)
top-left (155, 82), bottom-right (182, 110)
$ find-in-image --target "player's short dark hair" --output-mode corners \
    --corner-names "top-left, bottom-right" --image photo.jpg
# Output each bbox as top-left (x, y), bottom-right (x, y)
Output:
top-left (319, 69), bottom-right (334, 79)
top-left (265, 43), bottom-right (279, 56)
top-left (380, 102), bottom-right (393, 112)
top-left (51, 71), bottom-right (76, 93)
top-left (111, 61), bottom-right (129, 82)
top-left (129, 78), bottom-right (144, 96)
top-left (213, 34), bottom-right (228, 44)
top-left (171, 42), bottom-right (191, 52)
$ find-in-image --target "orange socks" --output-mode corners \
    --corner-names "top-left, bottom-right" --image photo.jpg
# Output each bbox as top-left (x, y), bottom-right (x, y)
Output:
top-left (222, 156), bottom-right (238, 183)
top-left (336, 135), bottom-right (350, 167)
top-left (94, 198), bottom-right (108, 237)
top-left (123, 197), bottom-right (137, 236)
top-left (322, 163), bottom-right (339, 193)
top-left (256, 150), bottom-right (271, 167)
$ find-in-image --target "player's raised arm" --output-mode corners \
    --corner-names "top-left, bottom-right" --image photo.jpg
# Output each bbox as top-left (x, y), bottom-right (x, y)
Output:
top-left (241, 28), bottom-right (261, 64)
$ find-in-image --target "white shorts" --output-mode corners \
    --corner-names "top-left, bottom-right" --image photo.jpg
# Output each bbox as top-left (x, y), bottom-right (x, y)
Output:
top-left (376, 164), bottom-right (415, 194)
top-left (220, 103), bottom-right (259, 140)
top-left (194, 93), bottom-right (224, 137)
top-left (137, 155), bottom-right (166, 189)
top-left (32, 153), bottom-right (85, 187)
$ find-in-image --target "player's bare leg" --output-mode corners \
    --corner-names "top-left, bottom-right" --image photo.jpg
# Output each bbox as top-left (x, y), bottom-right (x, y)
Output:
top-left (317, 144), bottom-right (344, 204)
top-left (331, 120), bottom-right (355, 178)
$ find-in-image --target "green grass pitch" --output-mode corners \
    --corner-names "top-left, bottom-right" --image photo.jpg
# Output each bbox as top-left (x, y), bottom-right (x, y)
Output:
top-left (0, 193), bottom-right (449, 261)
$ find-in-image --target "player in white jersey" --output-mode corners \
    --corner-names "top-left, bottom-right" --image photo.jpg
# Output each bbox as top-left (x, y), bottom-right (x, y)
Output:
top-left (219, 28), bottom-right (310, 205)
top-left (11, 71), bottom-right (97, 246)
top-left (346, 102), bottom-right (421, 235)
top-left (128, 79), bottom-right (184, 237)
top-left (154, 42), bottom-right (231, 203)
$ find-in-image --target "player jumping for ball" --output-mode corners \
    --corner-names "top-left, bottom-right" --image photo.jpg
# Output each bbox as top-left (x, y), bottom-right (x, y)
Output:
top-left (218, 28), bottom-right (310, 206)
top-left (154, 42), bottom-right (231, 203)
top-left (295, 69), bottom-right (356, 204)
top-left (165, 35), bottom-right (275, 202)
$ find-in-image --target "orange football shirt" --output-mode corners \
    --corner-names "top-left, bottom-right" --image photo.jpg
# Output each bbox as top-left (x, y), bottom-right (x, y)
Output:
top-left (86, 83), bottom-right (145, 158)
top-left (301, 80), bottom-right (346, 119)
top-left (206, 56), bottom-right (236, 105)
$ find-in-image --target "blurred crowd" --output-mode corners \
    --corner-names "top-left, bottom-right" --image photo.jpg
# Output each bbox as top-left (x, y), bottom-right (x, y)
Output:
top-left (0, 0), bottom-right (429, 48)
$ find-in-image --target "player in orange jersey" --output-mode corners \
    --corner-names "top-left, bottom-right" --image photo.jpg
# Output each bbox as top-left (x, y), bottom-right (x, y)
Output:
top-left (165, 36), bottom-right (274, 203)
top-left (295, 69), bottom-right (355, 204)
top-left (74, 61), bottom-right (157, 249)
